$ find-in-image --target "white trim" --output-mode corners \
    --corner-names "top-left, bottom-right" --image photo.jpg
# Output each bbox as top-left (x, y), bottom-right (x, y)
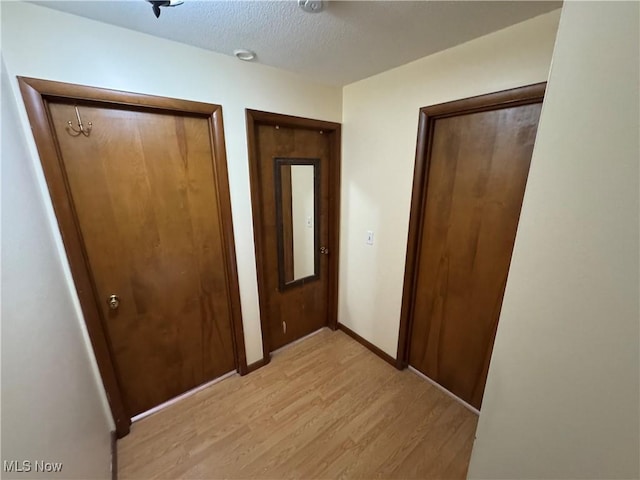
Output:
top-left (408, 366), bottom-right (480, 416)
top-left (131, 370), bottom-right (237, 423)
top-left (271, 327), bottom-right (328, 356)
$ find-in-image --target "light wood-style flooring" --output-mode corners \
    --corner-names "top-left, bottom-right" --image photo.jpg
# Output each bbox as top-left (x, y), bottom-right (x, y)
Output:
top-left (118, 328), bottom-right (478, 479)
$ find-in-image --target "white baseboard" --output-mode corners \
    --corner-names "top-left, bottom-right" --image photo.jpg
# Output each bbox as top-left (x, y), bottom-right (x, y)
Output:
top-left (131, 369), bottom-right (237, 423)
top-left (408, 366), bottom-right (480, 416)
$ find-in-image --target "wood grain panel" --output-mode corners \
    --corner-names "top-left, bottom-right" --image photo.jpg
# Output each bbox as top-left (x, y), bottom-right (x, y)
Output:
top-left (255, 124), bottom-right (329, 351)
top-left (19, 77), bottom-right (247, 436)
top-left (118, 329), bottom-right (477, 479)
top-left (246, 111), bottom-right (341, 361)
top-left (48, 102), bottom-right (236, 416)
top-left (408, 101), bottom-right (543, 409)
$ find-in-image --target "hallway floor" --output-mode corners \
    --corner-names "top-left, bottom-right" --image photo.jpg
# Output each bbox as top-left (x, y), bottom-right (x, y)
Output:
top-left (118, 328), bottom-right (478, 479)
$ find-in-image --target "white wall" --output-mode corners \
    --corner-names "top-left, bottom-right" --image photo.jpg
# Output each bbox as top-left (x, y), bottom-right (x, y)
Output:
top-left (1, 57), bottom-right (113, 478)
top-left (468, 2), bottom-right (640, 478)
top-left (339, 10), bottom-right (561, 356)
top-left (0, 1), bottom-right (342, 370)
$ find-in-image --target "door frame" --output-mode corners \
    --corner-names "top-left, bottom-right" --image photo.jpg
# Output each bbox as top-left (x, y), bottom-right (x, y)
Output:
top-left (396, 82), bottom-right (546, 370)
top-left (18, 77), bottom-right (248, 437)
top-left (245, 110), bottom-right (341, 366)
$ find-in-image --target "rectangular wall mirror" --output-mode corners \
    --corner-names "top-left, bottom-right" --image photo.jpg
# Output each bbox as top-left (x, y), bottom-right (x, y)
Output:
top-left (274, 158), bottom-right (320, 290)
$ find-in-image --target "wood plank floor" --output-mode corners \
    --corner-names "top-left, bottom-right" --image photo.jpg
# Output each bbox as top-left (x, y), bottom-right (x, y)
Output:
top-left (118, 328), bottom-right (478, 479)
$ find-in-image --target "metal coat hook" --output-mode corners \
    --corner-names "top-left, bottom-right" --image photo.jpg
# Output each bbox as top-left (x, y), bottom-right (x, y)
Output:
top-left (66, 106), bottom-right (92, 137)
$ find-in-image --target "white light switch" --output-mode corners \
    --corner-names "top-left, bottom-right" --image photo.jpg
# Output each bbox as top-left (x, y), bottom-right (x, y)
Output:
top-left (366, 230), bottom-right (374, 245)
top-left (306, 216), bottom-right (313, 228)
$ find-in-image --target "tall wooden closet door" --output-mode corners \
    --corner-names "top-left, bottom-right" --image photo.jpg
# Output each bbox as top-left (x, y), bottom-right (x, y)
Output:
top-left (407, 87), bottom-right (544, 409)
top-left (254, 123), bottom-right (330, 351)
top-left (246, 110), bottom-right (341, 360)
top-left (47, 101), bottom-right (237, 416)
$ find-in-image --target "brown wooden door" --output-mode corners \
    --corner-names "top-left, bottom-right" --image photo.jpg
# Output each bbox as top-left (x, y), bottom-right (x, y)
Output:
top-left (47, 101), bottom-right (237, 416)
top-left (250, 115), bottom-right (338, 353)
top-left (405, 86), bottom-right (544, 409)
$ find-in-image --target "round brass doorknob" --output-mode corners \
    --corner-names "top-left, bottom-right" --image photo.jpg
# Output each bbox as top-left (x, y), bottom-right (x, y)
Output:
top-left (108, 294), bottom-right (120, 310)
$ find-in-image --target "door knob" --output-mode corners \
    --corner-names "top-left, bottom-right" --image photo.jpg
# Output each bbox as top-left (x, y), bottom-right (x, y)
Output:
top-left (320, 246), bottom-right (329, 255)
top-left (108, 294), bottom-right (120, 310)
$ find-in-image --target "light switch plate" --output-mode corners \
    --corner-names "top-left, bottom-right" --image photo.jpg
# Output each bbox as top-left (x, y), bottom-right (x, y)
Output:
top-left (366, 230), bottom-right (374, 245)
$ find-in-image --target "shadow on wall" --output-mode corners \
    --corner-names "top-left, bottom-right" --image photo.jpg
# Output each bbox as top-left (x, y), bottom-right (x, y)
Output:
top-left (0, 59), bottom-right (113, 479)
top-left (339, 179), bottom-right (408, 355)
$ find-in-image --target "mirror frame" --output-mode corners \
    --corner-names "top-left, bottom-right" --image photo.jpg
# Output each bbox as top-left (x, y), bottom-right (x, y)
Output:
top-left (274, 157), bottom-right (320, 291)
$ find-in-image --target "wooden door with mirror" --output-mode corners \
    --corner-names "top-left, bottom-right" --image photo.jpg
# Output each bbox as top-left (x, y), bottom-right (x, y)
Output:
top-left (247, 111), bottom-right (341, 358)
top-left (19, 77), bottom-right (246, 436)
top-left (398, 84), bottom-right (546, 410)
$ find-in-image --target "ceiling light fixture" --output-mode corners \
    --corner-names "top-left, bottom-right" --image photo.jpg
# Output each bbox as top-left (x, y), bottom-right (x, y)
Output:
top-left (298, 0), bottom-right (324, 13)
top-left (234, 49), bottom-right (256, 61)
top-left (147, 0), bottom-right (183, 19)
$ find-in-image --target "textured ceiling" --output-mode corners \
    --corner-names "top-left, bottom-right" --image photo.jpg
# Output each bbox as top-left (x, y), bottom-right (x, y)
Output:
top-left (31, 0), bottom-right (561, 86)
